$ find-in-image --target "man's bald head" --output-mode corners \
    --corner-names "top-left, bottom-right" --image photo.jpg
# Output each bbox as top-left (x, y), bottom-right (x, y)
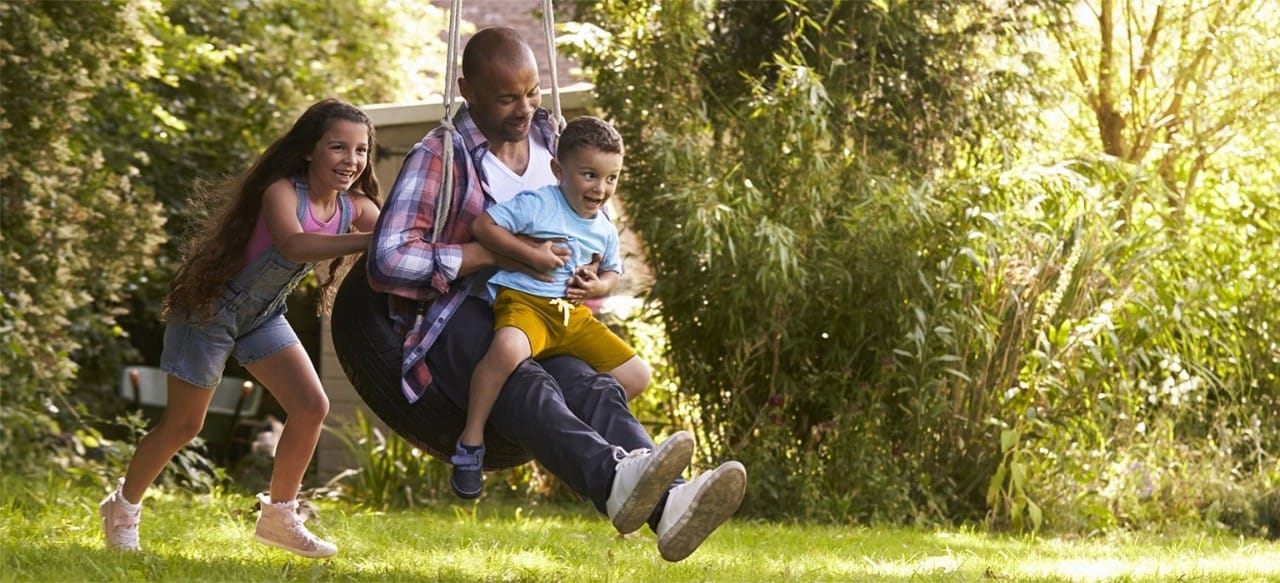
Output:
top-left (462, 27), bottom-right (537, 81)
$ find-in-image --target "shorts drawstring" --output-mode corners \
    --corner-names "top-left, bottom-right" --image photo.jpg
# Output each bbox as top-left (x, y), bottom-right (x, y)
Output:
top-left (549, 298), bottom-right (574, 327)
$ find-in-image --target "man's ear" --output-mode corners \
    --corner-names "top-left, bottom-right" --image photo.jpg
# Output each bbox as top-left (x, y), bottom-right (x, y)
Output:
top-left (457, 77), bottom-right (472, 103)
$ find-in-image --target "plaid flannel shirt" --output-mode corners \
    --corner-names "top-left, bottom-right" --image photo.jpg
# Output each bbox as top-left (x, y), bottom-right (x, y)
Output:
top-left (368, 105), bottom-right (558, 402)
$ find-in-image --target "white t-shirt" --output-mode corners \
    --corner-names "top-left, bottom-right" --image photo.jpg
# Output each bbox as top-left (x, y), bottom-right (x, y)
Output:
top-left (482, 134), bottom-right (557, 203)
top-left (471, 133), bottom-right (559, 298)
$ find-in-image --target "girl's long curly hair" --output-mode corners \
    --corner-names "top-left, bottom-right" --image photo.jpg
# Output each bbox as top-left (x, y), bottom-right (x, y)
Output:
top-left (165, 99), bottom-right (382, 320)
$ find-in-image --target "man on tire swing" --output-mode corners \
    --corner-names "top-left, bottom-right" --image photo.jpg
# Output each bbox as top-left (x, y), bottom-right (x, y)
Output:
top-left (367, 26), bottom-right (747, 562)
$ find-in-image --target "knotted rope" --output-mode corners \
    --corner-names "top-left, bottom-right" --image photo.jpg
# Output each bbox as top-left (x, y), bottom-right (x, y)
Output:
top-left (432, 0), bottom-right (565, 243)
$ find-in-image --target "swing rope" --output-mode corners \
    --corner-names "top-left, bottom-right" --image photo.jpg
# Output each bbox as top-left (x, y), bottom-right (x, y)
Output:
top-left (328, 1), bottom-right (568, 469)
top-left (433, 0), bottom-right (563, 245)
top-left (432, 0), bottom-right (464, 245)
top-left (541, 0), bottom-right (566, 132)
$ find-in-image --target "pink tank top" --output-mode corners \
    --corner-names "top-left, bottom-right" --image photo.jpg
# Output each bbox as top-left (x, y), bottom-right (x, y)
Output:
top-left (245, 191), bottom-right (343, 262)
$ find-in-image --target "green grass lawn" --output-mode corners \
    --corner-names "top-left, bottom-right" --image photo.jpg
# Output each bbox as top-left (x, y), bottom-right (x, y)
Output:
top-left (3, 478), bottom-right (1279, 582)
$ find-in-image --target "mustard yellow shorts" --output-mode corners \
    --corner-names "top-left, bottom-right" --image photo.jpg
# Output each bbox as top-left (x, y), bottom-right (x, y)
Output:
top-left (492, 287), bottom-right (636, 372)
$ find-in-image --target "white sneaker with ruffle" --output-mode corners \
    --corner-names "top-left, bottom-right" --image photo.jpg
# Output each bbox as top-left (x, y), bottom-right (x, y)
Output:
top-left (253, 493), bottom-right (337, 559)
top-left (99, 478), bottom-right (142, 551)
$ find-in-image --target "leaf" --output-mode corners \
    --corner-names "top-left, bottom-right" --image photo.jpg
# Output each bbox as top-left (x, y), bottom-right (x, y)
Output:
top-left (987, 465), bottom-right (1007, 507)
top-left (1027, 500), bottom-right (1043, 531)
top-left (1011, 460), bottom-right (1028, 493)
top-left (1000, 428), bottom-right (1020, 453)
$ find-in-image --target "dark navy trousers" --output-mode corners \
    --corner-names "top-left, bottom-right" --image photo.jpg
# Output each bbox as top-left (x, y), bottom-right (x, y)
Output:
top-left (422, 296), bottom-right (668, 524)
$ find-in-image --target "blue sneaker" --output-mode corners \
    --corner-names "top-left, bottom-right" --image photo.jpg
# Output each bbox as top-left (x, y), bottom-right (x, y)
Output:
top-left (451, 441), bottom-right (485, 499)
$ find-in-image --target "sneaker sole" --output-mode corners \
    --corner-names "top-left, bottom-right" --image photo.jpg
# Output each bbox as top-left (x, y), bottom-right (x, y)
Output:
top-left (254, 533), bottom-right (338, 559)
top-left (658, 461), bottom-right (747, 562)
top-left (451, 474), bottom-right (483, 499)
top-left (612, 432), bottom-right (695, 534)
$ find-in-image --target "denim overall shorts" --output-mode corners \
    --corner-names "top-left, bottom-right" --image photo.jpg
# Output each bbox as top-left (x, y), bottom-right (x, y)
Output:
top-left (160, 177), bottom-right (353, 388)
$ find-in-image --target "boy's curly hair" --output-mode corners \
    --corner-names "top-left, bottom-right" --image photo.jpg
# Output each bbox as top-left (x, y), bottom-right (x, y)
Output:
top-left (556, 116), bottom-right (624, 161)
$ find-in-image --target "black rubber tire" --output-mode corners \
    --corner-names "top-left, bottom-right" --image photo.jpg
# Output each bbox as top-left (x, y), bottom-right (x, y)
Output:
top-left (330, 256), bottom-right (531, 470)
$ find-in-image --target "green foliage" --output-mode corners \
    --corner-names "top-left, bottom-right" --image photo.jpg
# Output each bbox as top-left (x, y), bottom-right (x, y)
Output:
top-left (567, 0), bottom-right (1280, 534)
top-left (1047, 0), bottom-right (1280, 204)
top-left (1, 0), bottom-right (167, 473)
top-left (324, 410), bottom-right (450, 510)
top-left (566, 0), bottom-right (1059, 524)
top-left (1, 0), bottom-right (445, 476)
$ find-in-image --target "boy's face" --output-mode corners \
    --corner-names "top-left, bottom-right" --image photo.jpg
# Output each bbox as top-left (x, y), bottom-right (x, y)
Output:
top-left (552, 146), bottom-right (623, 219)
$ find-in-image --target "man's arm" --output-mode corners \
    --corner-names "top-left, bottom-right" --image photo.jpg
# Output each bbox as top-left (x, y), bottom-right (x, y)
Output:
top-left (368, 139), bottom-right (491, 300)
top-left (472, 212), bottom-right (566, 273)
top-left (566, 226), bottom-right (623, 300)
top-left (564, 267), bottom-right (618, 301)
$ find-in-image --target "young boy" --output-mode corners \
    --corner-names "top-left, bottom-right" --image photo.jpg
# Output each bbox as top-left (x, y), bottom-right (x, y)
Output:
top-left (450, 115), bottom-right (650, 498)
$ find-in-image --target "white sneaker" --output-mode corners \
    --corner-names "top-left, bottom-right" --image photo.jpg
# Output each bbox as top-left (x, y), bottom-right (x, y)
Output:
top-left (656, 461), bottom-right (747, 562)
top-left (253, 493), bottom-right (337, 559)
top-left (606, 431), bottom-right (694, 535)
top-left (99, 478), bottom-right (141, 551)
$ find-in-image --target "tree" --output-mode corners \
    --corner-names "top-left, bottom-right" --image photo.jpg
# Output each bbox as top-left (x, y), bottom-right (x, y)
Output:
top-left (566, 0), bottom-right (1061, 521)
top-left (1052, 0), bottom-right (1280, 216)
top-left (567, 0), bottom-right (1280, 532)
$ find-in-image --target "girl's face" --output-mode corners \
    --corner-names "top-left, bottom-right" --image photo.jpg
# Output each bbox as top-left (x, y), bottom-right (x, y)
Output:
top-left (306, 119), bottom-right (370, 194)
top-left (552, 146), bottom-right (623, 219)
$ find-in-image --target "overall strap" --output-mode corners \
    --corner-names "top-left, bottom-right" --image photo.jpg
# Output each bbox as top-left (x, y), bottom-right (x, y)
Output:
top-left (336, 191), bottom-right (355, 233)
top-left (291, 175), bottom-right (310, 223)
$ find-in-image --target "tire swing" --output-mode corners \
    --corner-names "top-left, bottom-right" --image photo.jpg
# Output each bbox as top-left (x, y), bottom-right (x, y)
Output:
top-left (330, 0), bottom-right (566, 471)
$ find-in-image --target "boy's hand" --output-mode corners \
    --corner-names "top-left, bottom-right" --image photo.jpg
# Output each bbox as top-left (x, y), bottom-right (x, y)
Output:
top-left (565, 253), bottom-right (604, 301)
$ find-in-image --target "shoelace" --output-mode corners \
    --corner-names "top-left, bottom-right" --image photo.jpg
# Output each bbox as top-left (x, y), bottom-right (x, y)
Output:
top-left (278, 508), bottom-right (322, 549)
top-left (613, 446), bottom-right (653, 467)
top-left (115, 528), bottom-right (140, 548)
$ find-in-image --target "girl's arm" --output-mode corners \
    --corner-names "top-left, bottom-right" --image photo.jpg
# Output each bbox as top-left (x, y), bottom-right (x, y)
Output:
top-left (350, 195), bottom-right (381, 233)
top-left (263, 179), bottom-right (371, 263)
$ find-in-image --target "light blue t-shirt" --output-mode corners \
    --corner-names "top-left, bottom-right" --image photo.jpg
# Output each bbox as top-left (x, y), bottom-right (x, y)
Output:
top-left (484, 184), bottom-right (622, 300)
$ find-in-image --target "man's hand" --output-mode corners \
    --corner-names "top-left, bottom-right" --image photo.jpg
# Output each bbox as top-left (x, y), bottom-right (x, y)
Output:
top-left (526, 237), bottom-right (569, 272)
top-left (476, 236), bottom-right (571, 283)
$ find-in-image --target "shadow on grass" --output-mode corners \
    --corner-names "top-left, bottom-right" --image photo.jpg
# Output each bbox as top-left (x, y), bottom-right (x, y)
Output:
top-left (2, 541), bottom-right (431, 582)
